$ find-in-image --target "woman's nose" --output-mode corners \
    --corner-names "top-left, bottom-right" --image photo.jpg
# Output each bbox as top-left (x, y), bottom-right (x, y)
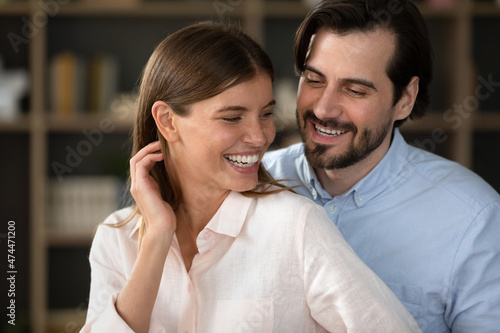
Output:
top-left (243, 119), bottom-right (273, 147)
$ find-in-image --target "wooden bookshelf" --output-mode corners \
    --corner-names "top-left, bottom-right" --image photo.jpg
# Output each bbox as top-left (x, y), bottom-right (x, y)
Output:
top-left (1, 0), bottom-right (499, 332)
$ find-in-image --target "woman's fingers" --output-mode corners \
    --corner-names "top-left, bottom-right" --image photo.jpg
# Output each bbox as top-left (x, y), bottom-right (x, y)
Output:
top-left (128, 141), bottom-right (176, 232)
top-left (130, 141), bottom-right (161, 176)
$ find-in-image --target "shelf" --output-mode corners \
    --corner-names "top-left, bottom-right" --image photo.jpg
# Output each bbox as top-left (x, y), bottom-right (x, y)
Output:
top-left (0, 1), bottom-right (30, 15)
top-left (46, 113), bottom-right (134, 133)
top-left (0, 114), bottom-right (31, 132)
top-left (47, 308), bottom-right (85, 333)
top-left (415, 2), bottom-right (461, 19)
top-left (0, 0), bottom-right (466, 19)
top-left (47, 230), bottom-right (94, 247)
top-left (473, 2), bottom-right (500, 17)
top-left (399, 112), bottom-right (454, 132)
top-left (54, 1), bottom-right (244, 18)
top-left (263, 1), bottom-right (310, 18)
top-left (260, 1), bottom-right (461, 19)
top-left (473, 112), bottom-right (500, 131)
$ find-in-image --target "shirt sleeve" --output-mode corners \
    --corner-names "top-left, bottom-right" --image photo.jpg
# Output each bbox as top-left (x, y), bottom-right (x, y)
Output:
top-left (80, 224), bottom-right (136, 333)
top-left (446, 201), bottom-right (500, 333)
top-left (302, 204), bottom-right (422, 333)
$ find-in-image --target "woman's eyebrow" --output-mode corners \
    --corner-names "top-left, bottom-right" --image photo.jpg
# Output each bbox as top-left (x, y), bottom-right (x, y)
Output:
top-left (216, 99), bottom-right (276, 113)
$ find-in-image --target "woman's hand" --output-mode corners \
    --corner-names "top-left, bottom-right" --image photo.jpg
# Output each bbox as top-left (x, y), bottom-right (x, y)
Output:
top-left (115, 141), bottom-right (176, 332)
top-left (129, 141), bottom-right (176, 238)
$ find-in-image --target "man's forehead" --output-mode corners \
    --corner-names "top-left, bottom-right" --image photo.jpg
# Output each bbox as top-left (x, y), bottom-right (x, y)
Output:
top-left (306, 27), bottom-right (396, 67)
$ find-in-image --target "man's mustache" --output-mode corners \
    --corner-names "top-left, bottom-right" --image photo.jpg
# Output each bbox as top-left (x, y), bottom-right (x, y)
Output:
top-left (302, 110), bottom-right (357, 134)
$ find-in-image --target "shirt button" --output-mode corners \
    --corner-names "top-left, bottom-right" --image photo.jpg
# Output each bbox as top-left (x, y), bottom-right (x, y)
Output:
top-left (328, 206), bottom-right (336, 214)
top-left (311, 188), bottom-right (317, 197)
top-left (357, 196), bottom-right (364, 203)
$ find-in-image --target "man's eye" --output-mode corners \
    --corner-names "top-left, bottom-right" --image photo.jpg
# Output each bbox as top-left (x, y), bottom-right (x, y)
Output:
top-left (306, 74), bottom-right (321, 84)
top-left (260, 111), bottom-right (273, 119)
top-left (307, 78), bottom-right (321, 84)
top-left (222, 117), bottom-right (241, 122)
top-left (349, 89), bottom-right (366, 97)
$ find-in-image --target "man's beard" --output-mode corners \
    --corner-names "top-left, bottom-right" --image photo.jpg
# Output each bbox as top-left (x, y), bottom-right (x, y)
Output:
top-left (297, 110), bottom-right (392, 170)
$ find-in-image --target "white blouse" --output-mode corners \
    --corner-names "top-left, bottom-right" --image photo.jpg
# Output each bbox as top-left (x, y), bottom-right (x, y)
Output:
top-left (81, 190), bottom-right (421, 333)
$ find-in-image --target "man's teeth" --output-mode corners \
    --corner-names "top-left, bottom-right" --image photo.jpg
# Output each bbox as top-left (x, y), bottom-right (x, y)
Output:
top-left (315, 124), bottom-right (346, 137)
top-left (225, 154), bottom-right (259, 167)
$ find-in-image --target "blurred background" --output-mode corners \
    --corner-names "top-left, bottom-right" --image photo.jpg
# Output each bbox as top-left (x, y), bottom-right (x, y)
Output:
top-left (0, 0), bottom-right (499, 332)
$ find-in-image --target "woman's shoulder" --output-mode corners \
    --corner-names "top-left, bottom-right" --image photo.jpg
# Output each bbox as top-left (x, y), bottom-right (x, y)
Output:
top-left (264, 189), bottom-right (318, 205)
top-left (255, 189), bottom-right (322, 218)
top-left (101, 206), bottom-right (137, 226)
top-left (94, 206), bottom-right (139, 240)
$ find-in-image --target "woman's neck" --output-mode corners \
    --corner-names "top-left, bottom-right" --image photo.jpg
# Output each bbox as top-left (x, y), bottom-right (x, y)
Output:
top-left (174, 190), bottom-right (229, 272)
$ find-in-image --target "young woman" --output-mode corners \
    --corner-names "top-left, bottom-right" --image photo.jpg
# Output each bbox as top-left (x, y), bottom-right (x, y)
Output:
top-left (81, 21), bottom-right (421, 333)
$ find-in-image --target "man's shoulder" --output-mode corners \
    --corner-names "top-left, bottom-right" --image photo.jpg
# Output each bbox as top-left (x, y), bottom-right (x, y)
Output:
top-left (406, 145), bottom-right (500, 206)
top-left (262, 142), bottom-right (310, 186)
top-left (265, 142), bottom-right (304, 158)
top-left (263, 142), bottom-right (304, 167)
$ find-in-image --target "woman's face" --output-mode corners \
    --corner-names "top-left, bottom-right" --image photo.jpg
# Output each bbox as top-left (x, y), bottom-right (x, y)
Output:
top-left (169, 73), bottom-right (276, 200)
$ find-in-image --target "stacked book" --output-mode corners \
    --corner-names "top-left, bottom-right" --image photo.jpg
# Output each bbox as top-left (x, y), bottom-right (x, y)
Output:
top-left (50, 51), bottom-right (119, 115)
top-left (48, 176), bottom-right (125, 235)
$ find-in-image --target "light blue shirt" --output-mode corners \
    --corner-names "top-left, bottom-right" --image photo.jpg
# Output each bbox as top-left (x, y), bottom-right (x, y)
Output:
top-left (263, 129), bottom-right (500, 333)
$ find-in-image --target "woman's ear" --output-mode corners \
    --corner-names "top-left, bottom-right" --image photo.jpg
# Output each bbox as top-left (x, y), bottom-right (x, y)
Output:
top-left (151, 101), bottom-right (180, 142)
top-left (395, 76), bottom-right (419, 121)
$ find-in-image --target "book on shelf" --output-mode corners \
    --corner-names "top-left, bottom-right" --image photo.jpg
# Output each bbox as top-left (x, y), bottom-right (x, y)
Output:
top-left (50, 51), bottom-right (86, 116)
top-left (50, 51), bottom-right (119, 116)
top-left (88, 53), bottom-right (119, 113)
top-left (48, 176), bottom-right (125, 235)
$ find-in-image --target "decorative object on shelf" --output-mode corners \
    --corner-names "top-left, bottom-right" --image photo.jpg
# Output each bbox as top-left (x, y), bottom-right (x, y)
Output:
top-left (109, 92), bottom-right (138, 124)
top-left (48, 176), bottom-right (124, 235)
top-left (0, 57), bottom-right (29, 122)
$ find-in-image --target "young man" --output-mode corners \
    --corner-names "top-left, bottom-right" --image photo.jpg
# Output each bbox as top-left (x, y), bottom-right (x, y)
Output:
top-left (263, 0), bottom-right (500, 332)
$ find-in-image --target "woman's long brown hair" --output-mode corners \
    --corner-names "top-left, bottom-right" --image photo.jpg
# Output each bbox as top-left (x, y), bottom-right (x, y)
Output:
top-left (110, 21), bottom-right (294, 247)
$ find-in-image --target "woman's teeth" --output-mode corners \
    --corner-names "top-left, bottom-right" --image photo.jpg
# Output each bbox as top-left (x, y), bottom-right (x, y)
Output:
top-left (225, 154), bottom-right (259, 167)
top-left (315, 124), bottom-right (346, 137)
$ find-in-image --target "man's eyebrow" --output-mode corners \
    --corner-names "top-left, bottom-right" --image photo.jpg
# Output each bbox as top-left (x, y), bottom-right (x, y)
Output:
top-left (339, 78), bottom-right (377, 91)
top-left (263, 100), bottom-right (276, 109)
top-left (216, 100), bottom-right (276, 113)
top-left (303, 65), bottom-right (326, 78)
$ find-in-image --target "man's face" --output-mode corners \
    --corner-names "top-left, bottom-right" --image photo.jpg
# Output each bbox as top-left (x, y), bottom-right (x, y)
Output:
top-left (296, 27), bottom-right (407, 170)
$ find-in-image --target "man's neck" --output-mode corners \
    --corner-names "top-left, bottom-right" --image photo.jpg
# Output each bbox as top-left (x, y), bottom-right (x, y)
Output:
top-left (314, 161), bottom-right (372, 197)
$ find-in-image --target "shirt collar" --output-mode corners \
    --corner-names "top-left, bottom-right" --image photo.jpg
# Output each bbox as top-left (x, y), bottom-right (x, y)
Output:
top-left (350, 128), bottom-right (409, 207)
top-left (127, 190), bottom-right (251, 239)
top-left (129, 216), bottom-right (141, 239)
top-left (299, 147), bottom-right (333, 201)
top-left (204, 190), bottom-right (251, 237)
